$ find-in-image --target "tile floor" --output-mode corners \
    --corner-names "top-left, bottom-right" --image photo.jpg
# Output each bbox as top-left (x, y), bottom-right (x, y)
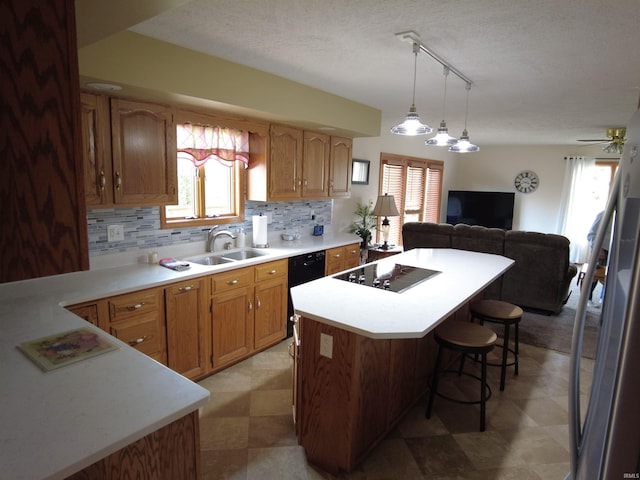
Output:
top-left (197, 337), bottom-right (594, 479)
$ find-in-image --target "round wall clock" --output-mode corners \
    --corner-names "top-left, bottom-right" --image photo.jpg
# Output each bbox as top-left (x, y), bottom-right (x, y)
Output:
top-left (514, 170), bottom-right (539, 193)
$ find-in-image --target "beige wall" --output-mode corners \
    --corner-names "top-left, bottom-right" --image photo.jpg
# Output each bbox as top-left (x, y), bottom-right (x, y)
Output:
top-left (336, 135), bottom-right (613, 236)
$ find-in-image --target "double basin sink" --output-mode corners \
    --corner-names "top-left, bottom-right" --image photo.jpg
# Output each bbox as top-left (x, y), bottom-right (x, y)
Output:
top-left (183, 248), bottom-right (268, 266)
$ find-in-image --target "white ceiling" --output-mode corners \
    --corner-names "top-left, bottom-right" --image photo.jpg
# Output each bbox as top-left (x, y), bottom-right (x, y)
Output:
top-left (127, 0), bottom-right (640, 146)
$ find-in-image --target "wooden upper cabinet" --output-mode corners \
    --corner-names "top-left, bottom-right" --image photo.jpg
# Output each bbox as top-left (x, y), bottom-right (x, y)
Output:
top-left (302, 131), bottom-right (330, 198)
top-left (110, 99), bottom-right (177, 205)
top-left (81, 93), bottom-right (113, 206)
top-left (329, 136), bottom-right (352, 197)
top-left (269, 124), bottom-right (303, 200)
top-left (249, 124), bottom-right (352, 201)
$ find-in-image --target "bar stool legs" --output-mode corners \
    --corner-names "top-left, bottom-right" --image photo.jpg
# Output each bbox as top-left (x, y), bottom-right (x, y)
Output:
top-left (426, 321), bottom-right (497, 432)
top-left (470, 299), bottom-right (523, 391)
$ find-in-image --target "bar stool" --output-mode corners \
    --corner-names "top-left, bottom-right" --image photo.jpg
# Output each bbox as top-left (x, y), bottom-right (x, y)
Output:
top-left (470, 299), bottom-right (523, 391)
top-left (426, 321), bottom-right (497, 432)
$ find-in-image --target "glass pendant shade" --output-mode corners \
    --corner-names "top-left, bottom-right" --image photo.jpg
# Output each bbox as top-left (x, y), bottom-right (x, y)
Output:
top-left (391, 106), bottom-right (432, 135)
top-left (448, 129), bottom-right (479, 153)
top-left (426, 120), bottom-right (458, 146)
top-left (391, 42), bottom-right (431, 136)
top-left (449, 82), bottom-right (479, 153)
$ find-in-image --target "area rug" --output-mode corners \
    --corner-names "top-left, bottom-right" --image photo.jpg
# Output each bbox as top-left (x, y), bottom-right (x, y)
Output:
top-left (517, 281), bottom-right (602, 359)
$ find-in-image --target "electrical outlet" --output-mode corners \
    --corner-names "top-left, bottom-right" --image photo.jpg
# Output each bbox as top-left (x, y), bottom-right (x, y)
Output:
top-left (107, 224), bottom-right (124, 242)
top-left (320, 333), bottom-right (333, 359)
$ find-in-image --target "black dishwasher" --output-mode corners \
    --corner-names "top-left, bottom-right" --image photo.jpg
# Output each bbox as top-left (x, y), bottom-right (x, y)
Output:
top-left (287, 250), bottom-right (326, 337)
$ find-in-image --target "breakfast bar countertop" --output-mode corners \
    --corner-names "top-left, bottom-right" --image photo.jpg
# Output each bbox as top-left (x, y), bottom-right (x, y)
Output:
top-left (0, 230), bottom-right (360, 480)
top-left (291, 248), bottom-right (515, 339)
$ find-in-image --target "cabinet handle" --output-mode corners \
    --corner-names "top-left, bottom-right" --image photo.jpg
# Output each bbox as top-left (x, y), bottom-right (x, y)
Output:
top-left (227, 279), bottom-right (239, 285)
top-left (334, 254), bottom-right (341, 258)
top-left (126, 302), bottom-right (145, 311)
top-left (115, 171), bottom-right (122, 190)
top-left (268, 269), bottom-right (277, 275)
top-left (248, 300), bottom-right (253, 311)
top-left (128, 335), bottom-right (150, 346)
top-left (179, 285), bottom-right (194, 292)
top-left (99, 170), bottom-right (106, 190)
top-left (256, 298), bottom-right (261, 309)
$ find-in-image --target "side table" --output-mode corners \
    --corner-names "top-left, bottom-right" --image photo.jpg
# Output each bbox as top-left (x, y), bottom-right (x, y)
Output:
top-left (366, 245), bottom-right (403, 263)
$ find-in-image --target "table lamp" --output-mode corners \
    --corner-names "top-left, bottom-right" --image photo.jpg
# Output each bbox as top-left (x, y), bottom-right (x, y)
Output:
top-left (372, 193), bottom-right (400, 250)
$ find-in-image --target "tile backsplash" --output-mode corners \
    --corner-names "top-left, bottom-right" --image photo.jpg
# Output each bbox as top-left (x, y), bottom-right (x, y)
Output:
top-left (87, 200), bottom-right (332, 257)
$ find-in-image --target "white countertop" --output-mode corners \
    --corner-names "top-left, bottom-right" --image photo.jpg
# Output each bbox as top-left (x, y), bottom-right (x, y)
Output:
top-left (291, 248), bottom-right (514, 339)
top-left (0, 232), bottom-right (360, 480)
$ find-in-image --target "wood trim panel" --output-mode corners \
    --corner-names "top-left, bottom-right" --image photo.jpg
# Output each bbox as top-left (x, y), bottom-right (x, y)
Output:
top-left (0, 0), bottom-right (88, 282)
top-left (65, 411), bottom-right (200, 480)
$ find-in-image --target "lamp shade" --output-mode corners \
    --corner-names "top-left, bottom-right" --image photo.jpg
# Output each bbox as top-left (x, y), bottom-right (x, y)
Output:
top-left (372, 194), bottom-right (400, 217)
top-left (448, 129), bottom-right (479, 153)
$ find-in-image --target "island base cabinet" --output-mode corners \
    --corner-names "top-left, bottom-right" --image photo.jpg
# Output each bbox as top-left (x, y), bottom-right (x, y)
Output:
top-left (65, 411), bottom-right (201, 480)
top-left (297, 317), bottom-right (438, 473)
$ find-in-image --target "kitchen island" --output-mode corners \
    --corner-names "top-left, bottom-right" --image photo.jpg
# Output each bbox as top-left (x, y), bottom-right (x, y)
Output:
top-left (290, 248), bottom-right (514, 473)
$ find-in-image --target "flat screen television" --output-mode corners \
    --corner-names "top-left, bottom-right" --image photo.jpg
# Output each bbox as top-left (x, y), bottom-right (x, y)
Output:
top-left (446, 190), bottom-right (515, 230)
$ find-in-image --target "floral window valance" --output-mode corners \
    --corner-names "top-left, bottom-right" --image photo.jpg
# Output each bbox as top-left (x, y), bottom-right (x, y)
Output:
top-left (177, 123), bottom-right (250, 168)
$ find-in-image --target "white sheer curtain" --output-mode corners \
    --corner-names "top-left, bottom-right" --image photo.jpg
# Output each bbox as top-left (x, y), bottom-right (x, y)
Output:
top-left (556, 156), bottom-right (597, 263)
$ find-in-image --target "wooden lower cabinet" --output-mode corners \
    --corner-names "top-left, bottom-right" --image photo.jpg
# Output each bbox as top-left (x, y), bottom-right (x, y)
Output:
top-left (65, 411), bottom-right (200, 480)
top-left (211, 282), bottom-right (254, 367)
top-left (165, 278), bottom-right (209, 380)
top-left (253, 260), bottom-right (288, 349)
top-left (105, 288), bottom-right (167, 365)
top-left (324, 242), bottom-right (360, 275)
top-left (66, 302), bottom-right (99, 326)
top-left (210, 259), bottom-right (288, 370)
top-left (66, 259), bottom-right (288, 378)
top-left (296, 316), bottom-right (438, 473)
top-left (66, 288), bottom-right (167, 365)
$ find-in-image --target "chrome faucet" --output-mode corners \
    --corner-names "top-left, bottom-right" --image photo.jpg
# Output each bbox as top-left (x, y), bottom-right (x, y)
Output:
top-left (206, 228), bottom-right (237, 252)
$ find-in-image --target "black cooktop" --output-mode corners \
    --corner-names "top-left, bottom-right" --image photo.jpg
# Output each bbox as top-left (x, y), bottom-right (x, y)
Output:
top-left (333, 263), bottom-right (441, 293)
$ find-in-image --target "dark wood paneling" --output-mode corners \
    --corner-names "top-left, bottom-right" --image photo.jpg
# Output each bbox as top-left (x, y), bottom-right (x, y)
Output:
top-left (65, 411), bottom-right (200, 480)
top-left (0, 0), bottom-right (88, 282)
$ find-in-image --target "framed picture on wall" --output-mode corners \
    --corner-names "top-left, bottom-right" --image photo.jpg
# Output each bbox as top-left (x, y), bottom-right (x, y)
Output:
top-left (352, 159), bottom-right (370, 185)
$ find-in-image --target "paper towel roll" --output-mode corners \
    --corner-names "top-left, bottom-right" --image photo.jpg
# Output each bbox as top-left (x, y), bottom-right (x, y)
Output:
top-left (252, 215), bottom-right (268, 247)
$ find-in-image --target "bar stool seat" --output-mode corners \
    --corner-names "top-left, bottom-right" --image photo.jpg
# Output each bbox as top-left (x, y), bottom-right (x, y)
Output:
top-left (426, 321), bottom-right (497, 432)
top-left (470, 299), bottom-right (523, 391)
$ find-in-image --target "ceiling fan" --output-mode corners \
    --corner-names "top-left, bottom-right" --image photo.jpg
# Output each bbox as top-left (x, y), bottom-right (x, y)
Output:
top-left (578, 127), bottom-right (626, 154)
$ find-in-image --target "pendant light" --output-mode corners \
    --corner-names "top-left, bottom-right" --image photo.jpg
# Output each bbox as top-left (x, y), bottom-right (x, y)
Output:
top-left (426, 66), bottom-right (457, 146)
top-left (449, 82), bottom-right (479, 153)
top-left (391, 42), bottom-right (432, 136)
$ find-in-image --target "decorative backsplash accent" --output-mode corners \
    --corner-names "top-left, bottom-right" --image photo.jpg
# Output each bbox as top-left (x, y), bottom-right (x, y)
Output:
top-left (87, 200), bottom-right (332, 257)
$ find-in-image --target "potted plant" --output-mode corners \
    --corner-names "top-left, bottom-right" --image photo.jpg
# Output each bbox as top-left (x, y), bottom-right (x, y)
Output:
top-left (348, 202), bottom-right (377, 248)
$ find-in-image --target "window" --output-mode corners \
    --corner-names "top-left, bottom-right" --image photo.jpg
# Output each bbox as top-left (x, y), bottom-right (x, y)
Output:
top-left (162, 113), bottom-right (249, 228)
top-left (379, 153), bottom-right (444, 246)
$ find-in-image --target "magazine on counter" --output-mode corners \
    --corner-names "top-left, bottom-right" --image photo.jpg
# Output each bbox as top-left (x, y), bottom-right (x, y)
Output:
top-left (18, 327), bottom-right (119, 372)
top-left (159, 257), bottom-right (191, 271)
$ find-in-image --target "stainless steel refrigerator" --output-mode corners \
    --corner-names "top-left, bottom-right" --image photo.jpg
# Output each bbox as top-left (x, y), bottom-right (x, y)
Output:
top-left (568, 107), bottom-right (640, 479)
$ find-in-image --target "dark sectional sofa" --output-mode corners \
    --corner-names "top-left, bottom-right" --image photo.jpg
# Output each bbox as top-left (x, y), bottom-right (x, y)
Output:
top-left (402, 222), bottom-right (578, 314)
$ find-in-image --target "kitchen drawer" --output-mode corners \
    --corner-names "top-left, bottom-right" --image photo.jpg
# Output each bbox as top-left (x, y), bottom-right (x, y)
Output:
top-left (212, 266), bottom-right (252, 293)
top-left (255, 259), bottom-right (287, 282)
top-left (108, 290), bottom-right (160, 322)
top-left (108, 314), bottom-right (162, 357)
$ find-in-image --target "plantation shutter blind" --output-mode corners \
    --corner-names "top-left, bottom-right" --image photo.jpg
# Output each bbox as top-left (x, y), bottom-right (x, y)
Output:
top-left (381, 161), bottom-right (405, 246)
top-left (379, 153), bottom-right (444, 247)
top-left (425, 164), bottom-right (443, 223)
